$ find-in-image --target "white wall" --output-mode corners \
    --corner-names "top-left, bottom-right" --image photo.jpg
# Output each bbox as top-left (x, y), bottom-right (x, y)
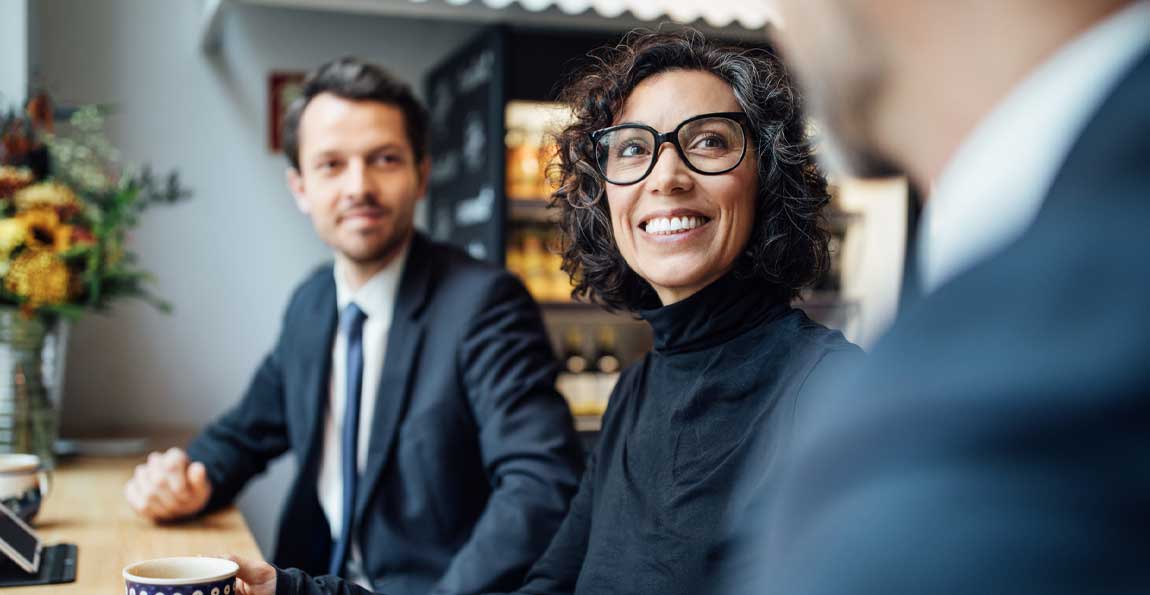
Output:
top-left (33, 0), bottom-right (479, 555)
top-left (0, 0), bottom-right (29, 102)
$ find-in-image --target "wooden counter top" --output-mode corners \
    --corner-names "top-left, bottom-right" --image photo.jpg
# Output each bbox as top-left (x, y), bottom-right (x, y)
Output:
top-left (9, 457), bottom-right (262, 593)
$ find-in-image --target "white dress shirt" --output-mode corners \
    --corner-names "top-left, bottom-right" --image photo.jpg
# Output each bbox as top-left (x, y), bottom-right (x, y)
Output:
top-left (919, 1), bottom-right (1150, 293)
top-left (318, 240), bottom-right (410, 585)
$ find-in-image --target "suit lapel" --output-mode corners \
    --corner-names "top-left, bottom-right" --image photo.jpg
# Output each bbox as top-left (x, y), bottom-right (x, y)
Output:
top-left (354, 234), bottom-right (435, 524)
top-left (297, 272), bottom-right (339, 479)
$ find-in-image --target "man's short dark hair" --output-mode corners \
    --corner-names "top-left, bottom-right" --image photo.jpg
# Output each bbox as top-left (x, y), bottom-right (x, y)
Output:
top-left (282, 57), bottom-right (430, 171)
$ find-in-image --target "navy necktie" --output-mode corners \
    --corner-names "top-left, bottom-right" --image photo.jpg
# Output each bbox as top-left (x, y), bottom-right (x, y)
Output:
top-left (329, 303), bottom-right (368, 576)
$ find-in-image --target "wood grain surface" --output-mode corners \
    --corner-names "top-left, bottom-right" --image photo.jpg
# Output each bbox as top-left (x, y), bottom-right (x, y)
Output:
top-left (9, 457), bottom-right (262, 594)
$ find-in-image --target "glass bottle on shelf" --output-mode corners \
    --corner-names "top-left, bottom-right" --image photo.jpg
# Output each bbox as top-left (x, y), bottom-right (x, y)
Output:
top-left (544, 228), bottom-right (570, 303)
top-left (520, 230), bottom-right (548, 302)
top-left (591, 326), bottom-right (620, 416)
top-left (592, 326), bottom-right (620, 374)
top-left (506, 100), bottom-right (574, 202)
top-left (536, 140), bottom-right (560, 199)
top-left (555, 326), bottom-right (596, 417)
top-left (506, 126), bottom-right (542, 201)
top-left (562, 326), bottom-right (589, 375)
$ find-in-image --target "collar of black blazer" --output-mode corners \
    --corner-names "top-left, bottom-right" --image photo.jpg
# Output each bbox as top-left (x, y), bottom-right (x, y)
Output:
top-left (393, 232), bottom-right (435, 322)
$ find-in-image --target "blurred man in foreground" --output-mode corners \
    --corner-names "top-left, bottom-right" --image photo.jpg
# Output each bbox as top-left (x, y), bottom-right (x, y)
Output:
top-left (723, 0), bottom-right (1150, 592)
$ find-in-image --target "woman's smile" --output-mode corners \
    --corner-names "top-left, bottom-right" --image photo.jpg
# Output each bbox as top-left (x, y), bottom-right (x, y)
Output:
top-left (637, 209), bottom-right (714, 243)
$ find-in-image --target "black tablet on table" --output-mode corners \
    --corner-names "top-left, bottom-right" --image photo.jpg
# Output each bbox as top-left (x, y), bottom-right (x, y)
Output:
top-left (0, 503), bottom-right (76, 587)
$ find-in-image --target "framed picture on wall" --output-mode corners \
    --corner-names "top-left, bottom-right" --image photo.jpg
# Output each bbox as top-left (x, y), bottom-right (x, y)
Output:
top-left (268, 71), bottom-right (306, 152)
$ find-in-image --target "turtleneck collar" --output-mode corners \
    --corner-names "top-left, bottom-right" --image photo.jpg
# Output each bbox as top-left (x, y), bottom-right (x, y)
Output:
top-left (639, 273), bottom-right (790, 354)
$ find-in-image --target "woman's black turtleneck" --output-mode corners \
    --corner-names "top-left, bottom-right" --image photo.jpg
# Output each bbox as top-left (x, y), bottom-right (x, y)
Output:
top-left (513, 274), bottom-right (862, 595)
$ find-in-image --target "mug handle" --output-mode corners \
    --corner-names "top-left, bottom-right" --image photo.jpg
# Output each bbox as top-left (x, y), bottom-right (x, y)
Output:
top-left (37, 468), bottom-right (52, 499)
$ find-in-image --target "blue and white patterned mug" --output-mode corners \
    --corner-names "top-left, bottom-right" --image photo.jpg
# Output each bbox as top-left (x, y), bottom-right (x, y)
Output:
top-left (122, 556), bottom-right (239, 595)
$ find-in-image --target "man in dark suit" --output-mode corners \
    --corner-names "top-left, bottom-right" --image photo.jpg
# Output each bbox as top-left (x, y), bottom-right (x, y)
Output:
top-left (718, 0), bottom-right (1150, 593)
top-left (123, 57), bottom-right (584, 595)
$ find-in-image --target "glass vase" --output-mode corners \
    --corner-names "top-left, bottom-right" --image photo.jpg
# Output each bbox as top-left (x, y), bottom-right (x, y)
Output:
top-left (0, 307), bottom-right (65, 469)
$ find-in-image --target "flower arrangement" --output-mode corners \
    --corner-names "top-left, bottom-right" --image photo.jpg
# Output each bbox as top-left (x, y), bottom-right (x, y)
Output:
top-left (0, 95), bottom-right (189, 318)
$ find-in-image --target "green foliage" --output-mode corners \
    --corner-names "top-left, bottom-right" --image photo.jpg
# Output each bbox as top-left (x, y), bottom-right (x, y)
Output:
top-left (1, 103), bottom-right (191, 318)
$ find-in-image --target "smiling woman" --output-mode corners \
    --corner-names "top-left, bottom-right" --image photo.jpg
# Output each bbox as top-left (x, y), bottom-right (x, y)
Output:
top-left (553, 31), bottom-right (830, 311)
top-left (484, 30), bottom-right (864, 595)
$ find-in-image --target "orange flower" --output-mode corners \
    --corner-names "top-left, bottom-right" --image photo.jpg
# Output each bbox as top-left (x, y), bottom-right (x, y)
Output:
top-left (1, 207), bottom-right (73, 254)
top-left (14, 208), bottom-right (72, 253)
top-left (17, 210), bottom-right (55, 250)
top-left (54, 225), bottom-right (74, 252)
top-left (25, 93), bottom-right (54, 133)
top-left (5, 248), bottom-right (71, 308)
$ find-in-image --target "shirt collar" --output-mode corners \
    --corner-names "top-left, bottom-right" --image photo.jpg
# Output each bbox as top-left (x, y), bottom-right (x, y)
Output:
top-left (918, 1), bottom-right (1150, 294)
top-left (333, 238), bottom-right (411, 322)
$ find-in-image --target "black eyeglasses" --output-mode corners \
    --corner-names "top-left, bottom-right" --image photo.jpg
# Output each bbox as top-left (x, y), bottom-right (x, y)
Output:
top-left (588, 112), bottom-right (749, 186)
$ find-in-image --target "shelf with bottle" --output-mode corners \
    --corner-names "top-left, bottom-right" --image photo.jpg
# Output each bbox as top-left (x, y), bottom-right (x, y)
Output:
top-left (505, 100), bottom-right (571, 203)
top-left (505, 222), bottom-right (656, 317)
top-left (505, 221), bottom-right (573, 304)
top-left (554, 324), bottom-right (627, 423)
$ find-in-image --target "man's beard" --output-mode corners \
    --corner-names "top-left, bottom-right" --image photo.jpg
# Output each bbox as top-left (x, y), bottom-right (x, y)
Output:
top-left (344, 223), bottom-right (410, 266)
top-left (333, 198), bottom-right (408, 265)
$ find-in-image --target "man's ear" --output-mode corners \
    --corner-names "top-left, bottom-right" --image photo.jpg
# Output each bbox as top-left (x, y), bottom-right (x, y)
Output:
top-left (417, 157), bottom-right (431, 201)
top-left (286, 167), bottom-right (310, 214)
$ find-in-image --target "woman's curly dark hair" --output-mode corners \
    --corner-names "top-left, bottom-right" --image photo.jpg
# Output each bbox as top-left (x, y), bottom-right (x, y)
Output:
top-left (552, 29), bottom-right (830, 312)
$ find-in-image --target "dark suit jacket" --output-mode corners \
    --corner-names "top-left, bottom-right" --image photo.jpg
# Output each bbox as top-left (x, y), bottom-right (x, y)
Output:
top-left (186, 233), bottom-right (584, 595)
top-left (723, 48), bottom-right (1150, 595)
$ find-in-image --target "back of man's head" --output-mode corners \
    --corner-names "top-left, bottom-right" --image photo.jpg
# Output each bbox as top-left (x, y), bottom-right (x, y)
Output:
top-left (770, 0), bottom-right (1137, 183)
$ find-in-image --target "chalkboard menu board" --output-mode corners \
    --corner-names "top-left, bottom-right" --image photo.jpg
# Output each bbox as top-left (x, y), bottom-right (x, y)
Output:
top-left (425, 29), bottom-right (507, 265)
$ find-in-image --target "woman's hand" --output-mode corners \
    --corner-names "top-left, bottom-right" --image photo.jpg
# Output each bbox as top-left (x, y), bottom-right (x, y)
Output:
top-left (228, 555), bottom-right (277, 595)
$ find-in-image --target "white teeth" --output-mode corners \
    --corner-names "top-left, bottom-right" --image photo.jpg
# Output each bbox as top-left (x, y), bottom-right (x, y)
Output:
top-left (644, 216), bottom-right (705, 235)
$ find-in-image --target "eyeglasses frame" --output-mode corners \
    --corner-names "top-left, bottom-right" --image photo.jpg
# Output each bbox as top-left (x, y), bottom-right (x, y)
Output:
top-left (587, 111), bottom-right (750, 186)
